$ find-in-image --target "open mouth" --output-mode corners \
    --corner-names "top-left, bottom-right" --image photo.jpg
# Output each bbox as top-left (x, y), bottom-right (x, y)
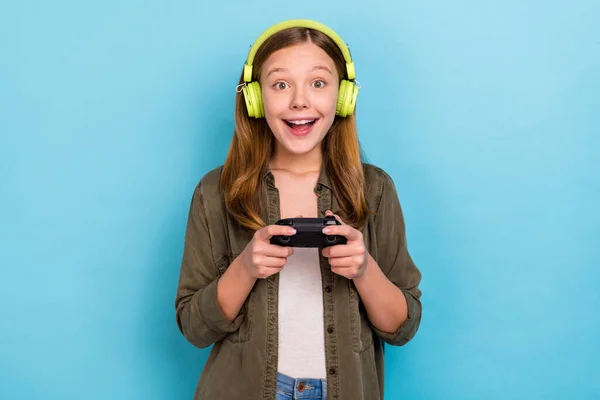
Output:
top-left (284, 119), bottom-right (317, 128)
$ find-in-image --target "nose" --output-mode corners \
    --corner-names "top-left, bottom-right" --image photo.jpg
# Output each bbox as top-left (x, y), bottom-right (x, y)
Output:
top-left (290, 86), bottom-right (310, 111)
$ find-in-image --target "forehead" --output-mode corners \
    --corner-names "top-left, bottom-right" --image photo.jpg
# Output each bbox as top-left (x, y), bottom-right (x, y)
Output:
top-left (261, 42), bottom-right (337, 77)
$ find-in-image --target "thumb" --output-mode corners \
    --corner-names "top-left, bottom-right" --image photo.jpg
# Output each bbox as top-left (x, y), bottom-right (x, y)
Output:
top-left (325, 210), bottom-right (345, 225)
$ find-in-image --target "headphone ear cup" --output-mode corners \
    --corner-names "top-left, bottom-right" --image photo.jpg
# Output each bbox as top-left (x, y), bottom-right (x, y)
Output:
top-left (336, 80), bottom-right (347, 117)
top-left (346, 82), bottom-right (358, 116)
top-left (336, 80), bottom-right (358, 117)
top-left (242, 81), bottom-right (264, 118)
top-left (242, 85), bottom-right (254, 117)
top-left (251, 82), bottom-right (264, 118)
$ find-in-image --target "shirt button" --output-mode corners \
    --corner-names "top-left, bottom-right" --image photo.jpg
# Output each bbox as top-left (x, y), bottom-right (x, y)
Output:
top-left (325, 286), bottom-right (332, 293)
top-left (315, 185), bottom-right (322, 192)
top-left (327, 326), bottom-right (334, 334)
top-left (329, 368), bottom-right (336, 375)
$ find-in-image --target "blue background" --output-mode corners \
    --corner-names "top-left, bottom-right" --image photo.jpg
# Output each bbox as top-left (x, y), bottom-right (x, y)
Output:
top-left (1, 0), bottom-right (599, 399)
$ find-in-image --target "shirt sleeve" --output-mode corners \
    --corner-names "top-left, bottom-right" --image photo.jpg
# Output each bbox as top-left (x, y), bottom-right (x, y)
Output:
top-left (371, 169), bottom-right (423, 346)
top-left (174, 182), bottom-right (245, 348)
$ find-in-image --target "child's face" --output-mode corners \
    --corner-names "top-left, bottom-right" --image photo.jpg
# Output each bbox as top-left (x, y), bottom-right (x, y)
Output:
top-left (260, 42), bottom-right (339, 158)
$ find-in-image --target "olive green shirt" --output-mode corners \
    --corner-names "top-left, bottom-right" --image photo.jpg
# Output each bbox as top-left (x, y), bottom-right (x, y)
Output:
top-left (175, 162), bottom-right (423, 399)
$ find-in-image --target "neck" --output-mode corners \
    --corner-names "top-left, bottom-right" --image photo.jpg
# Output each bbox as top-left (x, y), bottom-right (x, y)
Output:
top-left (270, 143), bottom-right (323, 174)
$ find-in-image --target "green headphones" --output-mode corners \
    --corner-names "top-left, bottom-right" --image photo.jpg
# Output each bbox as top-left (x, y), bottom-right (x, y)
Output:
top-left (239, 19), bottom-right (359, 119)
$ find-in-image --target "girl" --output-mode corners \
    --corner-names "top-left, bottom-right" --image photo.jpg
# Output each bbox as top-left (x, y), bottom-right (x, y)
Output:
top-left (175, 19), bottom-right (422, 400)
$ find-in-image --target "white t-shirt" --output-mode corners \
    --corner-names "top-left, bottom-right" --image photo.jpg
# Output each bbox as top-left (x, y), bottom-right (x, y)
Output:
top-left (277, 247), bottom-right (327, 378)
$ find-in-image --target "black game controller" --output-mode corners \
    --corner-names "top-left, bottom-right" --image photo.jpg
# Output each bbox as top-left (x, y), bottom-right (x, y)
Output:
top-left (270, 216), bottom-right (347, 248)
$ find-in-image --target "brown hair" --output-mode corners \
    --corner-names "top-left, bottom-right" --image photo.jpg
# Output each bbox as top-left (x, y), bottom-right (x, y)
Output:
top-left (220, 27), bottom-right (372, 232)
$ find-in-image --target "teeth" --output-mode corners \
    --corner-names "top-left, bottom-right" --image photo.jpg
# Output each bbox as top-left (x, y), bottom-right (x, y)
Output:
top-left (288, 119), bottom-right (315, 125)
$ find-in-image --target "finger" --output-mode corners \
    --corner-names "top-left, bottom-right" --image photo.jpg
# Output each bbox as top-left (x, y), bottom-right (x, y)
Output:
top-left (252, 254), bottom-right (289, 268)
top-left (322, 243), bottom-right (364, 258)
top-left (260, 243), bottom-right (294, 258)
top-left (255, 225), bottom-right (296, 241)
top-left (327, 255), bottom-right (362, 268)
top-left (322, 224), bottom-right (362, 241)
top-left (330, 266), bottom-right (360, 280)
top-left (330, 266), bottom-right (354, 279)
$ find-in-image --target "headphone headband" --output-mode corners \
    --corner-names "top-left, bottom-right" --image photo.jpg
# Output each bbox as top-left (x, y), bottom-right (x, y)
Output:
top-left (243, 19), bottom-right (355, 83)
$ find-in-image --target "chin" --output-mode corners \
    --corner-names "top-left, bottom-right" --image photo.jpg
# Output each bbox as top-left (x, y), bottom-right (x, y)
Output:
top-left (281, 141), bottom-right (321, 155)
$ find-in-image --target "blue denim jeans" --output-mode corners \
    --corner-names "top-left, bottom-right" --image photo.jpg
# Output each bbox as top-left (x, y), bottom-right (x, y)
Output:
top-left (276, 372), bottom-right (327, 400)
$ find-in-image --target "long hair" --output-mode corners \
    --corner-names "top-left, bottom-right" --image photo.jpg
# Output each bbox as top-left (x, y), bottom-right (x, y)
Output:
top-left (220, 27), bottom-right (372, 232)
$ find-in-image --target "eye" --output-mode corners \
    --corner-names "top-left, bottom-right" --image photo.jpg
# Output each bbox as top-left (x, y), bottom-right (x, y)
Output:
top-left (312, 80), bottom-right (326, 88)
top-left (273, 82), bottom-right (289, 90)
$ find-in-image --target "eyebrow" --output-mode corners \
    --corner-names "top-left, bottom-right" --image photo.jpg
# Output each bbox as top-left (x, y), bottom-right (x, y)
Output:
top-left (266, 65), bottom-right (333, 78)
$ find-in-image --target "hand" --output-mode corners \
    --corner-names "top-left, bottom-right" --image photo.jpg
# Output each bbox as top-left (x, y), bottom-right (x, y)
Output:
top-left (240, 224), bottom-right (296, 279)
top-left (321, 210), bottom-right (368, 280)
